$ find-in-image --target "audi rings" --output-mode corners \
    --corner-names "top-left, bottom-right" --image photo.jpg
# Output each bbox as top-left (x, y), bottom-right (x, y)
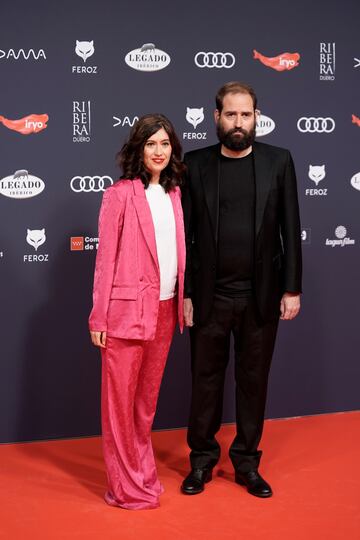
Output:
top-left (297, 117), bottom-right (335, 133)
top-left (70, 175), bottom-right (113, 193)
top-left (194, 51), bottom-right (235, 68)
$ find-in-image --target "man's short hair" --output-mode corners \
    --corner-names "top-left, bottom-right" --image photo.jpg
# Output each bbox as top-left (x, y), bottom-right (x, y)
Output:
top-left (216, 82), bottom-right (258, 112)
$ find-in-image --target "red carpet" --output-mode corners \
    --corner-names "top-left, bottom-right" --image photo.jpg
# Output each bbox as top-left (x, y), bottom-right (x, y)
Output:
top-left (1, 411), bottom-right (359, 539)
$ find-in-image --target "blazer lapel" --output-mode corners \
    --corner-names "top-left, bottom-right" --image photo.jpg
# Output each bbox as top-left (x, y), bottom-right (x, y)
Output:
top-left (131, 179), bottom-right (159, 271)
top-left (253, 143), bottom-right (274, 238)
top-left (200, 145), bottom-right (220, 246)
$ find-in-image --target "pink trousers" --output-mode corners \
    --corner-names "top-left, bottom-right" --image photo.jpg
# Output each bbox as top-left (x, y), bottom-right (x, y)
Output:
top-left (100, 298), bottom-right (177, 510)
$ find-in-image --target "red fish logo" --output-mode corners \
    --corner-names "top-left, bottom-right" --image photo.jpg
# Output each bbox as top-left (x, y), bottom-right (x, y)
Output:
top-left (352, 114), bottom-right (360, 127)
top-left (0, 113), bottom-right (48, 134)
top-left (253, 50), bottom-right (300, 71)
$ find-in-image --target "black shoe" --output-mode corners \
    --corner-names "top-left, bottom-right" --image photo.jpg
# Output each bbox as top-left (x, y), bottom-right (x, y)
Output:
top-left (181, 468), bottom-right (213, 495)
top-left (235, 470), bottom-right (273, 498)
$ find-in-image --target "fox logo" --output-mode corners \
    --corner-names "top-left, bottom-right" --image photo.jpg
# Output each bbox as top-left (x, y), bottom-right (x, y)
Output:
top-left (26, 229), bottom-right (46, 251)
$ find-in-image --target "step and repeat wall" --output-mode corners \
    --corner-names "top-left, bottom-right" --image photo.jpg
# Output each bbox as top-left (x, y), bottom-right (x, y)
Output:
top-left (0, 0), bottom-right (359, 442)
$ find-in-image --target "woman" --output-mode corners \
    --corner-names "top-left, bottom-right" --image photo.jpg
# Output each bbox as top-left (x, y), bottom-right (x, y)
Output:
top-left (89, 114), bottom-right (186, 510)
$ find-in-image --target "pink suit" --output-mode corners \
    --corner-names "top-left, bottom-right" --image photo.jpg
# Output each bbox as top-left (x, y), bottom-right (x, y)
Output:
top-left (89, 179), bottom-right (185, 509)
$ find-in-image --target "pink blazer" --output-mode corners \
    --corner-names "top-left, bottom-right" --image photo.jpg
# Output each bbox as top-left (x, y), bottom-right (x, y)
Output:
top-left (89, 179), bottom-right (185, 340)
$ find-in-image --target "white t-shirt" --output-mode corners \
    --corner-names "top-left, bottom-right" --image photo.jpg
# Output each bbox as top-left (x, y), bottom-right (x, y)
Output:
top-left (145, 184), bottom-right (178, 300)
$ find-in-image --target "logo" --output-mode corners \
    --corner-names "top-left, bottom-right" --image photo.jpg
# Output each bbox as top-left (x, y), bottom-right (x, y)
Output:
top-left (183, 107), bottom-right (207, 140)
top-left (73, 101), bottom-right (91, 142)
top-left (70, 235), bottom-right (98, 251)
top-left (0, 251), bottom-right (3, 259)
top-left (24, 228), bottom-right (49, 262)
top-left (325, 226), bottom-right (355, 248)
top-left (0, 170), bottom-right (45, 199)
top-left (320, 43), bottom-right (335, 80)
top-left (354, 57), bottom-right (360, 68)
top-left (125, 43), bottom-right (170, 72)
top-left (72, 40), bottom-right (97, 74)
top-left (306, 165), bottom-right (327, 196)
top-left (70, 236), bottom-right (84, 251)
top-left (301, 229), bottom-right (311, 244)
top-left (0, 48), bottom-right (46, 60)
top-left (113, 115), bottom-right (139, 128)
top-left (297, 117), bottom-right (335, 133)
top-left (253, 49), bottom-right (300, 71)
top-left (0, 113), bottom-right (48, 135)
top-left (352, 114), bottom-right (360, 127)
top-left (70, 175), bottom-right (113, 193)
top-left (194, 51), bottom-right (235, 68)
top-left (351, 172), bottom-right (360, 191)
top-left (256, 114), bottom-right (275, 137)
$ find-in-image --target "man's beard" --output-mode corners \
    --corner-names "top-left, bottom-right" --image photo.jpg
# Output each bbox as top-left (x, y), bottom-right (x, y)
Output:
top-left (216, 121), bottom-right (256, 151)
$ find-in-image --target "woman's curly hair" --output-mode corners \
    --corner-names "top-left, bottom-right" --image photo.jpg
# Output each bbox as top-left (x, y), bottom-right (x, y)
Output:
top-left (117, 113), bottom-right (185, 192)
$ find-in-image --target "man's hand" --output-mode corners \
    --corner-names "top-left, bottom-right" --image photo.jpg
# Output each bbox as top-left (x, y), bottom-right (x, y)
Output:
top-left (280, 293), bottom-right (301, 320)
top-left (184, 298), bottom-right (194, 327)
top-left (90, 331), bottom-right (107, 348)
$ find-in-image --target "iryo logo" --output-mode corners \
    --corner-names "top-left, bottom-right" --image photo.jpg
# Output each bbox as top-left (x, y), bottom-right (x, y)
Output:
top-left (0, 114), bottom-right (48, 135)
top-left (253, 50), bottom-right (300, 71)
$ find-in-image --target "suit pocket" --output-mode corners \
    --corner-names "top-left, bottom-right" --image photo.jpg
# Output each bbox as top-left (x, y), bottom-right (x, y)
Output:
top-left (110, 286), bottom-right (137, 300)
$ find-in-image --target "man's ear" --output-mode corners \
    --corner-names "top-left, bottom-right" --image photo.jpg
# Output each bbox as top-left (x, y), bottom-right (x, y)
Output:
top-left (214, 109), bottom-right (220, 123)
top-left (255, 109), bottom-right (261, 121)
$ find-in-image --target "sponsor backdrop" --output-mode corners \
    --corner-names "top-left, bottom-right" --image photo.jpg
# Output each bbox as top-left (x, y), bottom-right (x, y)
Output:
top-left (0, 0), bottom-right (359, 443)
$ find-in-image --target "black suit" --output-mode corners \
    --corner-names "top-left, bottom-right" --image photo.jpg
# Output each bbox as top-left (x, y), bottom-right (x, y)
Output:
top-left (182, 141), bottom-right (302, 472)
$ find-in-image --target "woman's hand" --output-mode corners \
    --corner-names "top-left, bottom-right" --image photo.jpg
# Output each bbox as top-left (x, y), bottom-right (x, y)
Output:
top-left (184, 298), bottom-right (194, 327)
top-left (90, 331), bottom-right (107, 348)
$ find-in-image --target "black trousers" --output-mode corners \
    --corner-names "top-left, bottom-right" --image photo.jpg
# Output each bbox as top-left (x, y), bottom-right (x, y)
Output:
top-left (188, 293), bottom-right (279, 473)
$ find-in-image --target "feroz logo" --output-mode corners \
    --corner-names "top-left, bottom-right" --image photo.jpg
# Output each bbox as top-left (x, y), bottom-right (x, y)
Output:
top-left (0, 48), bottom-right (46, 60)
top-left (70, 235), bottom-right (98, 251)
top-left (183, 107), bottom-right (207, 140)
top-left (354, 57), bottom-right (360, 69)
top-left (72, 40), bottom-right (97, 74)
top-left (256, 114), bottom-right (275, 137)
top-left (297, 117), bottom-right (335, 133)
top-left (253, 50), bottom-right (300, 71)
top-left (320, 43), bottom-right (335, 81)
top-left (73, 101), bottom-right (91, 142)
top-left (70, 175), bottom-right (113, 193)
top-left (351, 172), bottom-right (360, 191)
top-left (24, 228), bottom-right (49, 262)
top-left (301, 229), bottom-right (311, 244)
top-left (0, 114), bottom-right (48, 135)
top-left (194, 51), bottom-right (235, 68)
top-left (125, 43), bottom-right (170, 72)
top-left (0, 170), bottom-right (45, 199)
top-left (325, 226), bottom-right (355, 248)
top-left (113, 115), bottom-right (139, 128)
top-left (306, 165), bottom-right (327, 196)
top-left (352, 114), bottom-right (360, 127)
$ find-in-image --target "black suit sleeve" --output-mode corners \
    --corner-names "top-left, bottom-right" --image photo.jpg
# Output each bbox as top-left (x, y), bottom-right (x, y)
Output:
top-left (181, 153), bottom-right (194, 298)
top-left (280, 151), bottom-right (302, 293)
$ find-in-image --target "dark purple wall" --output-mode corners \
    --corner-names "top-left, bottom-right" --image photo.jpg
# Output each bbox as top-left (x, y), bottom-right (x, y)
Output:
top-left (0, 0), bottom-right (359, 442)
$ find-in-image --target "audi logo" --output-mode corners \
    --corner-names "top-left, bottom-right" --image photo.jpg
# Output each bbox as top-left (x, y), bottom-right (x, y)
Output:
top-left (70, 175), bottom-right (113, 193)
top-left (194, 51), bottom-right (235, 69)
top-left (297, 117), bottom-right (335, 133)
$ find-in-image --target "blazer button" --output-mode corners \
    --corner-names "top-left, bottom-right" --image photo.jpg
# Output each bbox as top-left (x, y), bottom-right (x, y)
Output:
top-left (140, 276), bottom-right (144, 281)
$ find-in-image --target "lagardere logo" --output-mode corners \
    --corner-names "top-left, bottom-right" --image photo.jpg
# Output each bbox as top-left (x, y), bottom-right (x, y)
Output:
top-left (0, 170), bottom-right (45, 199)
top-left (325, 226), bottom-right (355, 248)
top-left (125, 43), bottom-right (170, 72)
top-left (256, 114), bottom-right (275, 136)
top-left (0, 113), bottom-right (48, 135)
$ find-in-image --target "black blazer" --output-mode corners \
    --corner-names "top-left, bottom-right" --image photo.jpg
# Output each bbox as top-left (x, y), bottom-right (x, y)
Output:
top-left (182, 142), bottom-right (302, 325)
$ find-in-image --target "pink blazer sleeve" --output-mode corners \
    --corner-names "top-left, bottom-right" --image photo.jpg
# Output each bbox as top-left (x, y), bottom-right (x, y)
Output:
top-left (88, 186), bottom-right (125, 331)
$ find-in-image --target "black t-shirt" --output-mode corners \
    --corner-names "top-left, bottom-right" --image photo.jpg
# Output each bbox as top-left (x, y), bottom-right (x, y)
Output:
top-left (215, 151), bottom-right (255, 296)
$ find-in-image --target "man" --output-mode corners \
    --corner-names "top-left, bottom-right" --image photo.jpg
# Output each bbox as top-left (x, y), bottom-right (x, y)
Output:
top-left (181, 82), bottom-right (302, 498)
